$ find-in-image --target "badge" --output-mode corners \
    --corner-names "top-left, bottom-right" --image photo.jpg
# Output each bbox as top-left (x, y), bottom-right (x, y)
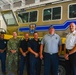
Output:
top-left (4, 41), bottom-right (6, 44)
top-left (73, 34), bottom-right (75, 36)
top-left (56, 37), bottom-right (57, 39)
top-left (29, 24), bottom-right (36, 34)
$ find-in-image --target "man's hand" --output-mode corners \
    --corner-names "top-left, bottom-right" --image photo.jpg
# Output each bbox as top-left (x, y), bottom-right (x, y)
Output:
top-left (0, 49), bottom-right (4, 53)
top-left (22, 52), bottom-right (26, 57)
top-left (64, 53), bottom-right (69, 60)
top-left (11, 50), bottom-right (16, 54)
top-left (58, 52), bottom-right (61, 56)
top-left (35, 53), bottom-right (39, 58)
top-left (40, 54), bottom-right (43, 60)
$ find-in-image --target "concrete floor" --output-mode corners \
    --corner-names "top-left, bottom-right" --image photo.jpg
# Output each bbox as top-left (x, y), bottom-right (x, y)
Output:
top-left (0, 60), bottom-right (44, 75)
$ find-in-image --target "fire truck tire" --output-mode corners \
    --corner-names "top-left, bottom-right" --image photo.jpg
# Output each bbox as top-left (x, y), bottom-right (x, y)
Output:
top-left (58, 63), bottom-right (66, 75)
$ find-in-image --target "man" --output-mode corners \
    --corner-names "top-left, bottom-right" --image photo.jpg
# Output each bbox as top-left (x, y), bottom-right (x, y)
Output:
top-left (28, 32), bottom-right (41, 75)
top-left (7, 32), bottom-right (20, 75)
top-left (0, 34), bottom-right (7, 75)
top-left (64, 22), bottom-right (76, 75)
top-left (19, 33), bottom-right (30, 75)
top-left (40, 25), bottom-right (62, 75)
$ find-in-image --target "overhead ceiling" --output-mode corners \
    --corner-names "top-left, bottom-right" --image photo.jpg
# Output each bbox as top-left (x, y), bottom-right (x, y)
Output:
top-left (0, 0), bottom-right (21, 6)
top-left (0, 0), bottom-right (72, 10)
top-left (0, 0), bottom-right (23, 10)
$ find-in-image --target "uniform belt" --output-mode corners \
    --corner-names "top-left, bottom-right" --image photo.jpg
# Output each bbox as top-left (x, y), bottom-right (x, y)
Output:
top-left (44, 52), bottom-right (58, 55)
top-left (66, 49), bottom-right (72, 53)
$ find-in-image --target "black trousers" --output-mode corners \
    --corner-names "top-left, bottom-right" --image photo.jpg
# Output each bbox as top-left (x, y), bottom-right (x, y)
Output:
top-left (0, 52), bottom-right (6, 73)
top-left (44, 53), bottom-right (59, 75)
top-left (66, 50), bottom-right (76, 75)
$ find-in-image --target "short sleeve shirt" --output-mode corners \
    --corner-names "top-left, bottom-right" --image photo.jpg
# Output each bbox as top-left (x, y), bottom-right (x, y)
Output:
top-left (20, 39), bottom-right (29, 52)
top-left (66, 31), bottom-right (76, 49)
top-left (0, 39), bottom-right (7, 50)
top-left (41, 33), bottom-right (61, 54)
top-left (28, 39), bottom-right (41, 53)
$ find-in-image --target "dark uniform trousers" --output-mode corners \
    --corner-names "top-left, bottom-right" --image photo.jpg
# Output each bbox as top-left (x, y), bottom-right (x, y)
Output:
top-left (0, 51), bottom-right (6, 73)
top-left (66, 49), bottom-right (76, 75)
top-left (44, 52), bottom-right (59, 75)
top-left (19, 54), bottom-right (30, 75)
top-left (28, 39), bottom-right (41, 75)
top-left (29, 54), bottom-right (41, 75)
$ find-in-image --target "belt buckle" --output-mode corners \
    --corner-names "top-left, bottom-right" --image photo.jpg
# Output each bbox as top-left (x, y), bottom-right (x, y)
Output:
top-left (50, 53), bottom-right (53, 55)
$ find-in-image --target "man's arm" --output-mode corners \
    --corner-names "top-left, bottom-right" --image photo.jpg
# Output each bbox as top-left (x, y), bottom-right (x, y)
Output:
top-left (64, 44), bottom-right (69, 60)
top-left (58, 37), bottom-right (62, 56)
top-left (28, 47), bottom-right (38, 57)
top-left (58, 45), bottom-right (62, 56)
top-left (69, 44), bottom-right (76, 55)
top-left (64, 44), bottom-right (66, 54)
top-left (0, 48), bottom-right (7, 53)
top-left (64, 44), bottom-right (76, 60)
top-left (7, 40), bottom-right (12, 53)
top-left (20, 48), bottom-right (29, 56)
top-left (40, 44), bottom-right (44, 59)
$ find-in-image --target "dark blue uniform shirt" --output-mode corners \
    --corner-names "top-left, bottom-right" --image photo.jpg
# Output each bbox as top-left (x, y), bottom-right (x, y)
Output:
top-left (20, 39), bottom-right (29, 52)
top-left (0, 39), bottom-right (7, 50)
top-left (28, 39), bottom-right (41, 53)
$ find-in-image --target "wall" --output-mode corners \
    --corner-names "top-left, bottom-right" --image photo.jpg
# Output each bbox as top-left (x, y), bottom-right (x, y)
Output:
top-left (0, 13), bottom-right (7, 31)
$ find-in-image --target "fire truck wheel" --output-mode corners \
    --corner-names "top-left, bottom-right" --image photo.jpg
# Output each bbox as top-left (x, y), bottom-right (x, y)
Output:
top-left (58, 63), bottom-right (66, 75)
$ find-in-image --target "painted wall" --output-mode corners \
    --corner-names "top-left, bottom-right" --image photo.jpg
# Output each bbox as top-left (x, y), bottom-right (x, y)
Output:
top-left (0, 13), bottom-right (7, 31)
